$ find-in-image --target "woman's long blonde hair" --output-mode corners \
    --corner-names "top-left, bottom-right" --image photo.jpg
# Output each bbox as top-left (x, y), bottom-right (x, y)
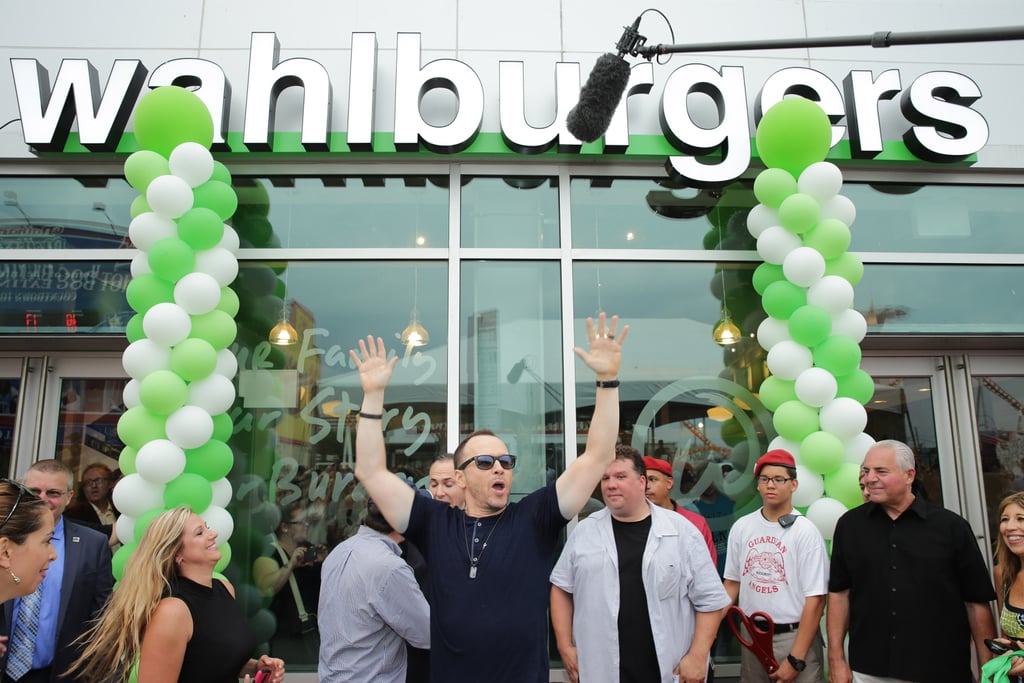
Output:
top-left (67, 506), bottom-right (195, 683)
top-left (994, 492), bottom-right (1024, 601)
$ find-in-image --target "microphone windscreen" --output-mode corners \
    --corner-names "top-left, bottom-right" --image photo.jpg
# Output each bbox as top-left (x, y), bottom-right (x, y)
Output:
top-left (566, 53), bottom-right (632, 143)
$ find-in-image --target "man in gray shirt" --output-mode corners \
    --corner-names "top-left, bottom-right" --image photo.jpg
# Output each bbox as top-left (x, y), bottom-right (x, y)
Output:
top-left (318, 498), bottom-right (430, 683)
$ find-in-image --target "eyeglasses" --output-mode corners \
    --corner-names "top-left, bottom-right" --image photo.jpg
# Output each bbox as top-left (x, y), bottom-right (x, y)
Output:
top-left (27, 488), bottom-right (70, 500)
top-left (83, 478), bottom-right (110, 487)
top-left (456, 454), bottom-right (518, 471)
top-left (0, 479), bottom-right (36, 531)
top-left (285, 520), bottom-right (310, 527)
top-left (757, 476), bottom-right (793, 486)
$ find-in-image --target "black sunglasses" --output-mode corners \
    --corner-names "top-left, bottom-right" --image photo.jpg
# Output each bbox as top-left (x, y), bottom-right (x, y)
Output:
top-left (457, 454), bottom-right (517, 471)
top-left (0, 479), bottom-right (36, 531)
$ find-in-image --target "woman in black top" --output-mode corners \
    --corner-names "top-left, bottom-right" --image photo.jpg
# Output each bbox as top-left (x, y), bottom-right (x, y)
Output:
top-left (68, 506), bottom-right (285, 683)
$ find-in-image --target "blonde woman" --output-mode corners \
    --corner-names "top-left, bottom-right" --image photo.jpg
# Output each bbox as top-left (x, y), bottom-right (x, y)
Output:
top-left (68, 506), bottom-right (285, 683)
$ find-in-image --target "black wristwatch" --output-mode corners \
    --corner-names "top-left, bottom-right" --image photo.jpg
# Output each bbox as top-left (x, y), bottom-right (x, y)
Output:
top-left (787, 654), bottom-right (807, 672)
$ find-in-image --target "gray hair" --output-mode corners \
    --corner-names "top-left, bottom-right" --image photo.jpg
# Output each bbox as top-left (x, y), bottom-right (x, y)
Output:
top-left (870, 439), bottom-right (916, 472)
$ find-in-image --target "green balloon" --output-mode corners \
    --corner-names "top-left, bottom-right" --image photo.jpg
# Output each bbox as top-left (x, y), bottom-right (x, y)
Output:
top-left (118, 446), bottom-right (139, 475)
top-left (835, 368), bottom-right (875, 404)
top-left (804, 218), bottom-right (851, 260)
top-left (147, 238), bottom-right (196, 283)
top-left (134, 507), bottom-right (168, 543)
top-left (133, 86), bottom-right (214, 157)
top-left (801, 430), bottom-right (846, 475)
top-left (759, 376), bottom-right (797, 411)
top-left (124, 151), bottom-right (170, 192)
top-left (702, 229), bottom-right (722, 251)
top-left (752, 262), bottom-right (785, 295)
top-left (125, 274), bottom-right (175, 314)
top-left (117, 407), bottom-right (167, 449)
top-left (720, 417), bottom-right (746, 447)
top-left (211, 412), bottom-right (234, 442)
top-left (813, 335), bottom-right (862, 377)
top-left (112, 542), bottom-right (138, 582)
top-left (778, 193), bottom-right (820, 234)
top-left (163, 473), bottom-right (214, 514)
top-left (177, 207), bottom-right (225, 251)
top-left (824, 252), bottom-right (864, 285)
top-left (170, 338), bottom-right (218, 381)
top-left (788, 305), bottom-right (832, 348)
top-left (762, 280), bottom-right (807, 320)
top-left (130, 195), bottom-right (152, 219)
top-left (824, 462), bottom-right (864, 508)
top-left (185, 439), bottom-right (234, 481)
top-left (189, 310), bottom-right (237, 350)
top-left (211, 161), bottom-right (232, 185)
top-left (773, 400), bottom-right (819, 442)
top-left (126, 314), bottom-right (146, 343)
top-left (215, 542), bottom-right (232, 572)
top-left (193, 180), bottom-right (238, 221)
top-left (139, 370), bottom-right (189, 415)
top-left (753, 168), bottom-right (797, 208)
top-left (216, 287), bottom-right (240, 317)
top-left (756, 97), bottom-right (832, 177)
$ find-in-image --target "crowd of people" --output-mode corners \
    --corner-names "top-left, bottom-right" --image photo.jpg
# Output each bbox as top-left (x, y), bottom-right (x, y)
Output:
top-left (0, 313), bottom-right (1022, 682)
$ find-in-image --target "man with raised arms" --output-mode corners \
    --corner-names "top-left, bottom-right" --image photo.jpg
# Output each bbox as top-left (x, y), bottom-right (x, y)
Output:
top-left (351, 313), bottom-right (627, 683)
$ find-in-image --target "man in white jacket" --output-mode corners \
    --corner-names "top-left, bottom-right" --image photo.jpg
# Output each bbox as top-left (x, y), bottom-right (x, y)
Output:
top-left (550, 448), bottom-right (730, 683)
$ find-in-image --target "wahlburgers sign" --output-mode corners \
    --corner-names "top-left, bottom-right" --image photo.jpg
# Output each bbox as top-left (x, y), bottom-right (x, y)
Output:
top-left (11, 31), bottom-right (986, 185)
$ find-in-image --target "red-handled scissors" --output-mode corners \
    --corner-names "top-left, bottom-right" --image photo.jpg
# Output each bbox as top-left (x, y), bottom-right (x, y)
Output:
top-left (726, 605), bottom-right (779, 674)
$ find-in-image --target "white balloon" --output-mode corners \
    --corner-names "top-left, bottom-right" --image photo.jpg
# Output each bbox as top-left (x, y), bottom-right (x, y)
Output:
top-left (130, 252), bottom-right (152, 277)
top-left (166, 405), bottom-right (214, 450)
top-left (807, 275), bottom-right (855, 314)
top-left (174, 272), bottom-right (222, 315)
top-left (146, 175), bottom-right (194, 219)
top-left (122, 339), bottom-right (172, 379)
top-left (143, 302), bottom-right (192, 347)
top-left (114, 514), bottom-right (137, 547)
top-left (805, 496), bottom-right (849, 540)
top-left (757, 225), bottom-right (803, 265)
top-left (168, 142), bottom-right (214, 188)
top-left (844, 432), bottom-right (877, 464)
top-left (201, 505), bottom-right (235, 544)
top-left (195, 247), bottom-right (239, 287)
top-left (795, 367), bottom-right (839, 407)
top-left (135, 439), bottom-right (187, 484)
top-left (187, 374), bottom-right (236, 415)
top-left (757, 316), bottom-right (792, 351)
top-left (123, 379), bottom-right (141, 409)
top-left (819, 397), bottom-right (869, 439)
top-left (112, 474), bottom-right (167, 518)
top-left (798, 162), bottom-right (843, 201)
top-left (128, 212), bottom-right (178, 251)
top-left (211, 477), bottom-right (234, 508)
top-left (783, 246), bottom-right (826, 287)
top-left (820, 194), bottom-right (856, 226)
top-left (766, 340), bottom-right (814, 380)
top-left (768, 436), bottom-right (802, 461)
top-left (746, 204), bottom-right (779, 239)
top-left (218, 225), bottom-right (241, 254)
top-left (832, 309), bottom-right (868, 342)
top-left (215, 349), bottom-right (238, 378)
top-left (792, 466), bottom-right (825, 507)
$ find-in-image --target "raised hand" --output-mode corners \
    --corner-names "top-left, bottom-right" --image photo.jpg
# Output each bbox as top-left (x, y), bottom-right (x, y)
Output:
top-left (573, 312), bottom-right (629, 379)
top-left (349, 335), bottom-right (398, 395)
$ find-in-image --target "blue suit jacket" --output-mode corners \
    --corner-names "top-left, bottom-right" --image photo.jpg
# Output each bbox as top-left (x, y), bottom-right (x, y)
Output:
top-left (1, 519), bottom-right (114, 683)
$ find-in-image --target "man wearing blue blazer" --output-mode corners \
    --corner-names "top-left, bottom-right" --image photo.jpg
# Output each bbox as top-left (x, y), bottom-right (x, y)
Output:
top-left (1, 460), bottom-right (113, 683)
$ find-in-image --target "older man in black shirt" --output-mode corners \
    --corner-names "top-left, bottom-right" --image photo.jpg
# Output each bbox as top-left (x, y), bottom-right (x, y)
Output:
top-left (827, 439), bottom-right (996, 683)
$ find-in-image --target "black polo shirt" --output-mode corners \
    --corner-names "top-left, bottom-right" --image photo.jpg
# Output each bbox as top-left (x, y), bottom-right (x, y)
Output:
top-left (829, 496), bottom-right (996, 683)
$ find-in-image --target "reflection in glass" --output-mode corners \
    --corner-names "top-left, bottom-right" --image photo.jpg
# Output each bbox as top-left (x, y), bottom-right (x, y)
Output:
top-left (0, 376), bottom-right (20, 477)
top-left (975, 375), bottom-right (1024, 548)
top-left (461, 177), bottom-right (559, 248)
top-left (460, 261), bottom-right (563, 497)
top-left (0, 178), bottom-right (134, 250)
top-left (53, 378), bottom-right (129, 481)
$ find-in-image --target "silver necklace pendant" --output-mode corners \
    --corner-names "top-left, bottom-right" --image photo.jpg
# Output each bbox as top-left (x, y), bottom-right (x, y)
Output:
top-left (469, 564), bottom-right (478, 579)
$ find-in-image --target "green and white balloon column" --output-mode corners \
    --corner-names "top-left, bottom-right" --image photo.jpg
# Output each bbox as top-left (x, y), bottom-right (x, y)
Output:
top-left (112, 86), bottom-right (240, 581)
top-left (748, 98), bottom-right (875, 542)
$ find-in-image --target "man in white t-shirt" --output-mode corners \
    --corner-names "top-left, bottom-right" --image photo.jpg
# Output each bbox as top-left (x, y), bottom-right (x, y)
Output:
top-left (724, 450), bottom-right (828, 683)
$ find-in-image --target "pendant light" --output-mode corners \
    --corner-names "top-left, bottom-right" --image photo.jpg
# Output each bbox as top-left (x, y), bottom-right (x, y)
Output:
top-left (400, 267), bottom-right (429, 347)
top-left (711, 192), bottom-right (741, 346)
top-left (269, 265), bottom-right (298, 346)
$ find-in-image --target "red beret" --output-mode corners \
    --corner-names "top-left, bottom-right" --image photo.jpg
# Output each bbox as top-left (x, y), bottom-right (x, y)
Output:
top-left (754, 449), bottom-right (796, 478)
top-left (643, 456), bottom-right (673, 477)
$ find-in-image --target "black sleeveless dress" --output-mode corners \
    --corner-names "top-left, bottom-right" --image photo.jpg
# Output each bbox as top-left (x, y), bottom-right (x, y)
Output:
top-left (168, 576), bottom-right (257, 683)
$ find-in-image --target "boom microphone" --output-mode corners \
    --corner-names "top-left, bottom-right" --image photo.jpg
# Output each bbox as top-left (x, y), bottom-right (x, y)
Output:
top-left (566, 17), bottom-right (642, 143)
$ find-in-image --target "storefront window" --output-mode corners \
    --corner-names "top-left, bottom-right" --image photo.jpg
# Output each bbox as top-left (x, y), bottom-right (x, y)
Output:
top-left (0, 261), bottom-right (130, 335)
top-left (460, 176), bottom-right (559, 248)
top-left (0, 178), bottom-right (134, 250)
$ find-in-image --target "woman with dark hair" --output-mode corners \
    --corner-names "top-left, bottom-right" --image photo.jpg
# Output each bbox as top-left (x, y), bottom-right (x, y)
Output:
top-left (991, 491), bottom-right (1024, 678)
top-left (0, 479), bottom-right (56, 603)
top-left (67, 506), bottom-right (285, 683)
